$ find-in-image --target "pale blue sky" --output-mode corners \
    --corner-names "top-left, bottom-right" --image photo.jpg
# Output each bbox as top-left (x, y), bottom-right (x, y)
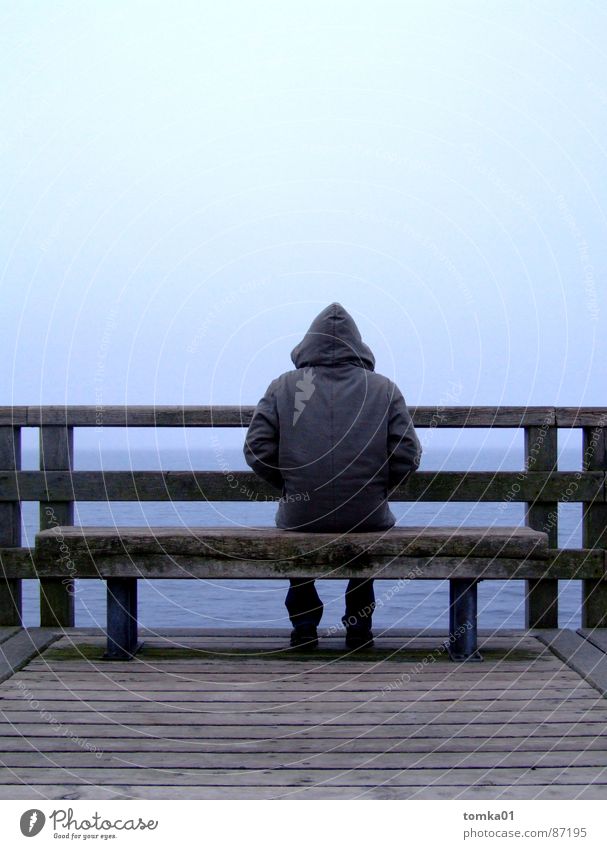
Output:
top-left (1, 0), bottom-right (606, 434)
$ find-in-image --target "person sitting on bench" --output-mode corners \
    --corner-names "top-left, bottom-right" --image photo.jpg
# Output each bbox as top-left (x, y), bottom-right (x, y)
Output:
top-left (244, 302), bottom-right (422, 650)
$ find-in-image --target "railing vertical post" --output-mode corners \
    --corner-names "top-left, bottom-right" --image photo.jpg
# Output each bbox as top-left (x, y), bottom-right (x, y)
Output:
top-left (524, 424), bottom-right (558, 628)
top-left (39, 424), bottom-right (75, 627)
top-left (0, 426), bottom-right (22, 625)
top-left (582, 426), bottom-right (607, 628)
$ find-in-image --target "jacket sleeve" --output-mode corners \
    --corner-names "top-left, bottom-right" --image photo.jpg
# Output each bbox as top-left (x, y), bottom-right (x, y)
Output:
top-left (387, 383), bottom-right (422, 490)
top-left (243, 380), bottom-right (285, 491)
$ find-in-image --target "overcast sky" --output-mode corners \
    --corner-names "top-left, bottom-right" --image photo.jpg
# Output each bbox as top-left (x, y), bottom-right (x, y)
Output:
top-left (2, 1), bottom-right (605, 441)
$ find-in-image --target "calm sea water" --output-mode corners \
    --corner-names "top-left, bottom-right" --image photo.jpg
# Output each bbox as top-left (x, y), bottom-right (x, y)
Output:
top-left (19, 442), bottom-right (586, 630)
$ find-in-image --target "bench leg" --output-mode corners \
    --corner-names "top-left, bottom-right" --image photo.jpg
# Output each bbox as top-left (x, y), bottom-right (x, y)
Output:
top-left (445, 578), bottom-right (483, 662)
top-left (103, 578), bottom-right (142, 661)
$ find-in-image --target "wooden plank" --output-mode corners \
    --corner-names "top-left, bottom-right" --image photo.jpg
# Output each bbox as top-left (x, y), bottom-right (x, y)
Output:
top-left (0, 407), bottom-right (28, 426)
top-left (0, 548), bottom-right (34, 577)
top-left (582, 426), bottom-right (607, 627)
top-left (537, 629), bottom-right (607, 696)
top-left (579, 628), bottom-right (607, 655)
top-left (1, 694), bottom-right (598, 712)
top-left (0, 631), bottom-right (546, 656)
top-left (37, 523), bottom-right (605, 582)
top-left (30, 644), bottom-right (545, 660)
top-left (2, 734), bottom-right (605, 754)
top-left (0, 627), bottom-right (20, 645)
top-left (3, 686), bottom-right (585, 703)
top-left (38, 425), bottom-right (75, 627)
top-left (407, 407), bottom-right (558, 428)
top-left (30, 626), bottom-right (548, 638)
top-left (25, 405), bottom-right (255, 428)
top-left (10, 671), bottom-right (578, 688)
top-left (23, 659), bottom-right (563, 673)
top-left (0, 661), bottom-right (583, 676)
top-left (13, 678), bottom-right (577, 694)
top-left (31, 524), bottom-right (593, 586)
top-left (4, 748), bottom-right (607, 770)
top-left (0, 404), bottom-right (602, 429)
top-left (0, 783), bottom-right (605, 799)
top-left (35, 524), bottom-right (551, 559)
top-left (52, 625), bottom-right (545, 637)
top-left (16, 653), bottom-right (558, 665)
top-left (0, 426), bottom-right (22, 626)
top-left (27, 555), bottom-right (593, 581)
top-left (4, 550), bottom-right (604, 580)
top-left (11, 405), bottom-right (558, 428)
top-left (2, 721), bottom-right (604, 740)
top-left (3, 679), bottom-right (570, 693)
top-left (46, 630), bottom-right (543, 646)
top-left (0, 629), bottom-right (59, 683)
top-left (0, 406), bottom-right (594, 431)
top-left (524, 425), bottom-right (559, 628)
top-left (20, 649), bottom-right (558, 663)
top-left (3, 706), bottom-right (605, 724)
top-left (6, 680), bottom-right (586, 695)
top-left (33, 642), bottom-right (546, 658)
top-left (557, 408), bottom-right (607, 428)
top-left (117, 627), bottom-right (552, 638)
top-left (2, 470), bottom-right (602, 503)
top-left (1, 765), bottom-right (606, 787)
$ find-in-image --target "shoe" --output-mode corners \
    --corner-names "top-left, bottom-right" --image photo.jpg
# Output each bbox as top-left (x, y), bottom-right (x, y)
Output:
top-left (345, 627), bottom-right (374, 650)
top-left (290, 624), bottom-right (319, 650)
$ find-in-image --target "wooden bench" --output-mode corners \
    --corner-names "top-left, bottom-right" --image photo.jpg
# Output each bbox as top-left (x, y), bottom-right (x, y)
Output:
top-left (33, 524), bottom-right (553, 662)
top-left (3, 406), bottom-right (607, 666)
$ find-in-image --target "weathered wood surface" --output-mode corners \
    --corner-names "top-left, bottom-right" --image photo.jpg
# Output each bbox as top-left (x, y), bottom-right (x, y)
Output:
top-left (7, 546), bottom-right (602, 579)
top-left (3, 765), bottom-right (607, 788)
top-left (0, 628), bottom-right (20, 646)
top-left (1, 629), bottom-right (606, 799)
top-left (17, 553), bottom-right (596, 580)
top-left (557, 408), bottom-right (607, 428)
top-left (38, 425), bottom-right (75, 627)
top-left (538, 629), bottom-right (607, 696)
top-left (0, 628), bottom-right (59, 684)
top-left (0, 784), bottom-right (605, 800)
top-left (582, 427), bottom-right (607, 627)
top-left (25, 525), bottom-right (607, 581)
top-left (0, 426), bottom-right (22, 626)
top-left (1, 404), bottom-right (606, 429)
top-left (524, 425), bottom-right (559, 628)
top-left (579, 628), bottom-right (607, 655)
top-left (1, 470), bottom-right (602, 502)
top-left (35, 525), bottom-right (550, 558)
top-left (0, 732), bottom-right (603, 752)
top-left (0, 405), bottom-right (562, 428)
top-left (0, 548), bottom-right (33, 574)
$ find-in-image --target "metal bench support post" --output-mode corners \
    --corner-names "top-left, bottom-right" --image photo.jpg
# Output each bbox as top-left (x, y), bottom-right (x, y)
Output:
top-left (446, 578), bottom-right (482, 661)
top-left (104, 578), bottom-right (141, 660)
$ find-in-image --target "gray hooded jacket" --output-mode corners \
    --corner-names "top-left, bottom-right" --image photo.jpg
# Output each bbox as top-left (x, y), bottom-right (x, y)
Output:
top-left (243, 303), bottom-right (422, 532)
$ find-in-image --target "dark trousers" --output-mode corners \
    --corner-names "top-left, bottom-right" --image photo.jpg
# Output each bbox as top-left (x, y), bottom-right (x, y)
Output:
top-left (285, 578), bottom-right (375, 631)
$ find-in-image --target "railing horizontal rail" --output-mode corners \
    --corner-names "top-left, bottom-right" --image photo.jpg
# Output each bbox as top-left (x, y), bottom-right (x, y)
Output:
top-left (0, 405), bottom-right (605, 427)
top-left (0, 470), bottom-right (602, 502)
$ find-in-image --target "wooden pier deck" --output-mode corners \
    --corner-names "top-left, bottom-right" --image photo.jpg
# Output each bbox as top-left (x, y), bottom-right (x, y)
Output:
top-left (1, 627), bottom-right (607, 800)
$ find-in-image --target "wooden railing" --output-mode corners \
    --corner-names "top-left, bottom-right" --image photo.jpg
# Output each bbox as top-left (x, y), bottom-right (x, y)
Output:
top-left (1, 405), bottom-right (606, 630)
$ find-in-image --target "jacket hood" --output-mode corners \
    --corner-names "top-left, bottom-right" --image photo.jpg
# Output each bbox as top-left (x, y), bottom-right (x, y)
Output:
top-left (290, 303), bottom-right (375, 371)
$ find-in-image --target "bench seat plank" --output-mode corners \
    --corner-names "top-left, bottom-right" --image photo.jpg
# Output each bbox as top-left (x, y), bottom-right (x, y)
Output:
top-left (35, 525), bottom-right (549, 562)
top-left (29, 554), bottom-right (564, 580)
